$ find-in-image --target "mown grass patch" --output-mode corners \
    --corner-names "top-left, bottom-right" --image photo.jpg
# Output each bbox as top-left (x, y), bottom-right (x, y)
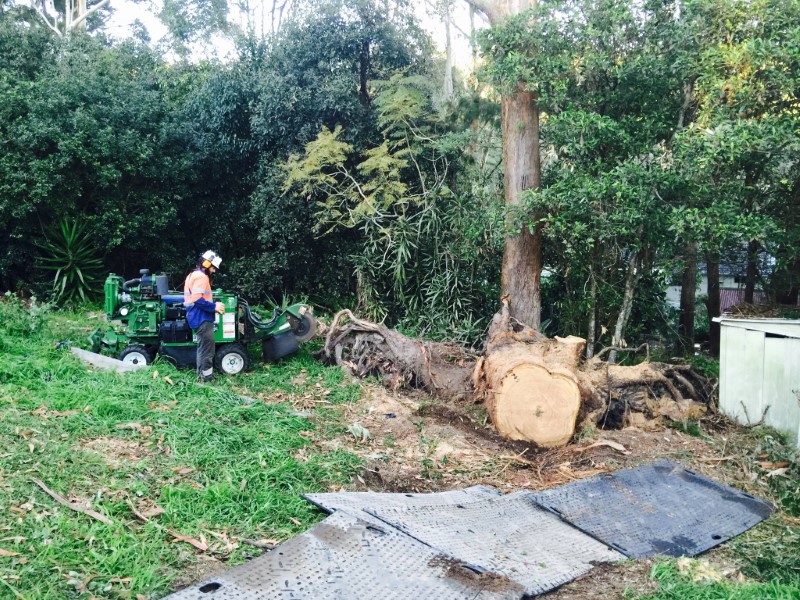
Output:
top-left (630, 560), bottom-right (800, 600)
top-left (0, 299), bottom-right (361, 598)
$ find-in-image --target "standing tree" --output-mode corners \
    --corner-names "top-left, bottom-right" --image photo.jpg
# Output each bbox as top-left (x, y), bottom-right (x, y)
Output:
top-left (466, 0), bottom-right (543, 328)
top-left (19, 0), bottom-right (113, 36)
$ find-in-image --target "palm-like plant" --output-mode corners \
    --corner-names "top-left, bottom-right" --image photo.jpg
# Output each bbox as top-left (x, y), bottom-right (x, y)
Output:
top-left (37, 220), bottom-right (104, 303)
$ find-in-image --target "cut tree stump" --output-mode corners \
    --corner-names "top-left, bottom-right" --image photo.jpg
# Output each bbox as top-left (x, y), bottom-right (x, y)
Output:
top-left (320, 302), bottom-right (711, 447)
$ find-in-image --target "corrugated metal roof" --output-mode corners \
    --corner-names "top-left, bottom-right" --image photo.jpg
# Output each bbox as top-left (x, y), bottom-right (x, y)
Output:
top-left (714, 317), bottom-right (800, 338)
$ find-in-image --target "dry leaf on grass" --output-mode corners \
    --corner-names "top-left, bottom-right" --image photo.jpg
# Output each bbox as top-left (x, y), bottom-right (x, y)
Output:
top-left (288, 517), bottom-right (302, 526)
top-left (171, 466), bottom-right (195, 475)
top-left (0, 548), bottom-right (19, 557)
top-left (239, 538), bottom-right (279, 549)
top-left (168, 530), bottom-right (209, 551)
top-left (205, 530), bottom-right (239, 553)
top-left (766, 467), bottom-right (790, 478)
top-left (573, 439), bottom-right (630, 455)
top-left (757, 461), bottom-right (791, 469)
top-left (1, 537), bottom-right (26, 544)
top-left (140, 505), bottom-right (165, 519)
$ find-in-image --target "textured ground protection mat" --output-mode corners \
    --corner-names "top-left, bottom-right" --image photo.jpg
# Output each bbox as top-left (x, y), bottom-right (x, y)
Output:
top-left (302, 484), bottom-right (501, 525)
top-left (534, 460), bottom-right (774, 559)
top-left (367, 491), bottom-right (624, 596)
top-left (165, 511), bottom-right (523, 600)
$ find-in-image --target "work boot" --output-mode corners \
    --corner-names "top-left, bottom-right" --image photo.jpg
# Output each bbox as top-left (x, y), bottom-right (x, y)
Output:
top-left (198, 374), bottom-right (216, 384)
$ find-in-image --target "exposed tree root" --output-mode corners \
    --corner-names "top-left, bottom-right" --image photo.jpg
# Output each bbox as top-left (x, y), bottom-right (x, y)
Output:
top-left (319, 307), bottom-right (713, 446)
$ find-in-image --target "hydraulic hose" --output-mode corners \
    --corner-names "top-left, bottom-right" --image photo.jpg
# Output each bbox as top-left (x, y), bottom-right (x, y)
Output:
top-left (122, 278), bottom-right (141, 292)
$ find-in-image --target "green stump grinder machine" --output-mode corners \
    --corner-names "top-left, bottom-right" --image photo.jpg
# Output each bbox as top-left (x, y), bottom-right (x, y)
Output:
top-left (89, 270), bottom-right (317, 375)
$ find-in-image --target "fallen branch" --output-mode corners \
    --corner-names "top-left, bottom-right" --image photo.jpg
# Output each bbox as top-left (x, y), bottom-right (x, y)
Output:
top-left (31, 478), bottom-right (113, 525)
top-left (594, 343), bottom-right (650, 362)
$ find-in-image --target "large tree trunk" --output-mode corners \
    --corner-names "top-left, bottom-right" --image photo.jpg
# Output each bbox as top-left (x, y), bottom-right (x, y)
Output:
top-left (442, 6), bottom-right (454, 99)
top-left (745, 239), bottom-right (759, 303)
top-left (706, 253), bottom-right (721, 357)
top-left (678, 242), bottom-right (698, 353)
top-left (359, 40), bottom-right (370, 106)
top-left (481, 306), bottom-right (586, 446)
top-left (467, 0), bottom-right (542, 329)
top-left (501, 86), bottom-right (542, 328)
top-left (322, 305), bottom-right (711, 448)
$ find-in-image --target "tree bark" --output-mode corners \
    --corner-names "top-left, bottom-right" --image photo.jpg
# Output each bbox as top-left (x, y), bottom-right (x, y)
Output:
top-left (586, 270), bottom-right (597, 359)
top-left (359, 40), bottom-right (370, 106)
top-left (678, 242), bottom-right (698, 353)
top-left (609, 250), bottom-right (641, 364)
top-left (745, 239), bottom-right (759, 303)
top-left (467, 0), bottom-right (542, 329)
top-left (501, 86), bottom-right (542, 328)
top-left (443, 5), bottom-right (454, 100)
top-left (706, 253), bottom-right (721, 357)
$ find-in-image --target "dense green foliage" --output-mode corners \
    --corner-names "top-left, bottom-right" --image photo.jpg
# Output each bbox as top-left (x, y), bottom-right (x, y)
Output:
top-left (478, 0), bottom-right (799, 345)
top-left (0, 0), bottom-right (798, 347)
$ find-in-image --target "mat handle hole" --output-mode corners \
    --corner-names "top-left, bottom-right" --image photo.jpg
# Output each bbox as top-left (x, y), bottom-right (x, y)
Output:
top-left (711, 534), bottom-right (722, 540)
top-left (199, 582), bottom-right (222, 593)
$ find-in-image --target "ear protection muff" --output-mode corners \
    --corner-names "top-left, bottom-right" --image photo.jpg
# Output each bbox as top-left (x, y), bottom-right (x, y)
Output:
top-left (202, 259), bottom-right (212, 269)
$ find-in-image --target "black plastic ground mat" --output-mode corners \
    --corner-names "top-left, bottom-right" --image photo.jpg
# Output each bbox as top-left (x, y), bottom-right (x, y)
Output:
top-left (533, 460), bottom-right (774, 559)
top-left (302, 484), bottom-right (501, 525)
top-left (367, 491), bottom-right (624, 596)
top-left (165, 511), bottom-right (524, 600)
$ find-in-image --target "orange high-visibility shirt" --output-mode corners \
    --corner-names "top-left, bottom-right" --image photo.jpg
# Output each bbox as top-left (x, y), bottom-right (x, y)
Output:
top-left (184, 270), bottom-right (212, 306)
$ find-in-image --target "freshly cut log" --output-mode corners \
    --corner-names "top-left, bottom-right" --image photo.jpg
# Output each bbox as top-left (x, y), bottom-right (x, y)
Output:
top-left (320, 302), bottom-right (712, 447)
top-left (481, 303), bottom-right (587, 446)
top-left (487, 363), bottom-right (580, 446)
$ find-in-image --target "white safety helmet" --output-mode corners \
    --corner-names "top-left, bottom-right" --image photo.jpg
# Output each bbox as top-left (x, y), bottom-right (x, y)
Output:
top-left (201, 250), bottom-right (222, 269)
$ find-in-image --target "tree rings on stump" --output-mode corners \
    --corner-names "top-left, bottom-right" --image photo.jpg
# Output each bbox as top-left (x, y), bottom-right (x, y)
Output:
top-left (488, 363), bottom-right (581, 447)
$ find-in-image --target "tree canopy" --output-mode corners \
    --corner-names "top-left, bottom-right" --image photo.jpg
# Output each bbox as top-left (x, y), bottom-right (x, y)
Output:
top-left (0, 0), bottom-right (797, 352)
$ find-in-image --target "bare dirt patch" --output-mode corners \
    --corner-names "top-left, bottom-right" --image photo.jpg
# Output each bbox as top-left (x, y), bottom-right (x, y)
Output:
top-left (81, 436), bottom-right (151, 469)
top-left (315, 380), bottom-right (779, 599)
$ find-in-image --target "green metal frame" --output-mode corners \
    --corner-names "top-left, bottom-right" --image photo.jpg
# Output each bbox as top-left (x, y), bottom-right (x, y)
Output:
top-left (90, 273), bottom-right (310, 361)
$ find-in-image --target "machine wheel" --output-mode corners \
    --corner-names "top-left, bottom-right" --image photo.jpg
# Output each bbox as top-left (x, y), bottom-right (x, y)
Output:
top-left (214, 343), bottom-right (250, 375)
top-left (119, 345), bottom-right (152, 366)
top-left (292, 314), bottom-right (317, 343)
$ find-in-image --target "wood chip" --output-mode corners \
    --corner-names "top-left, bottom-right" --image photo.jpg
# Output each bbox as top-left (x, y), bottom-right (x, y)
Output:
top-left (288, 517), bottom-right (302, 526)
top-left (30, 478), bottom-right (113, 525)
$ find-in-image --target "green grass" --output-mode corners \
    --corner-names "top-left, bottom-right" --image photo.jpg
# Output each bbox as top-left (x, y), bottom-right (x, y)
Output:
top-left (0, 298), bottom-right (361, 598)
top-left (2, 297), bottom-right (800, 599)
top-left (631, 561), bottom-right (800, 600)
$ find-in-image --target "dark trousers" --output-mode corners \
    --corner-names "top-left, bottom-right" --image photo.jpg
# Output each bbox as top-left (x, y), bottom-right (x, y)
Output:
top-left (196, 320), bottom-right (215, 379)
